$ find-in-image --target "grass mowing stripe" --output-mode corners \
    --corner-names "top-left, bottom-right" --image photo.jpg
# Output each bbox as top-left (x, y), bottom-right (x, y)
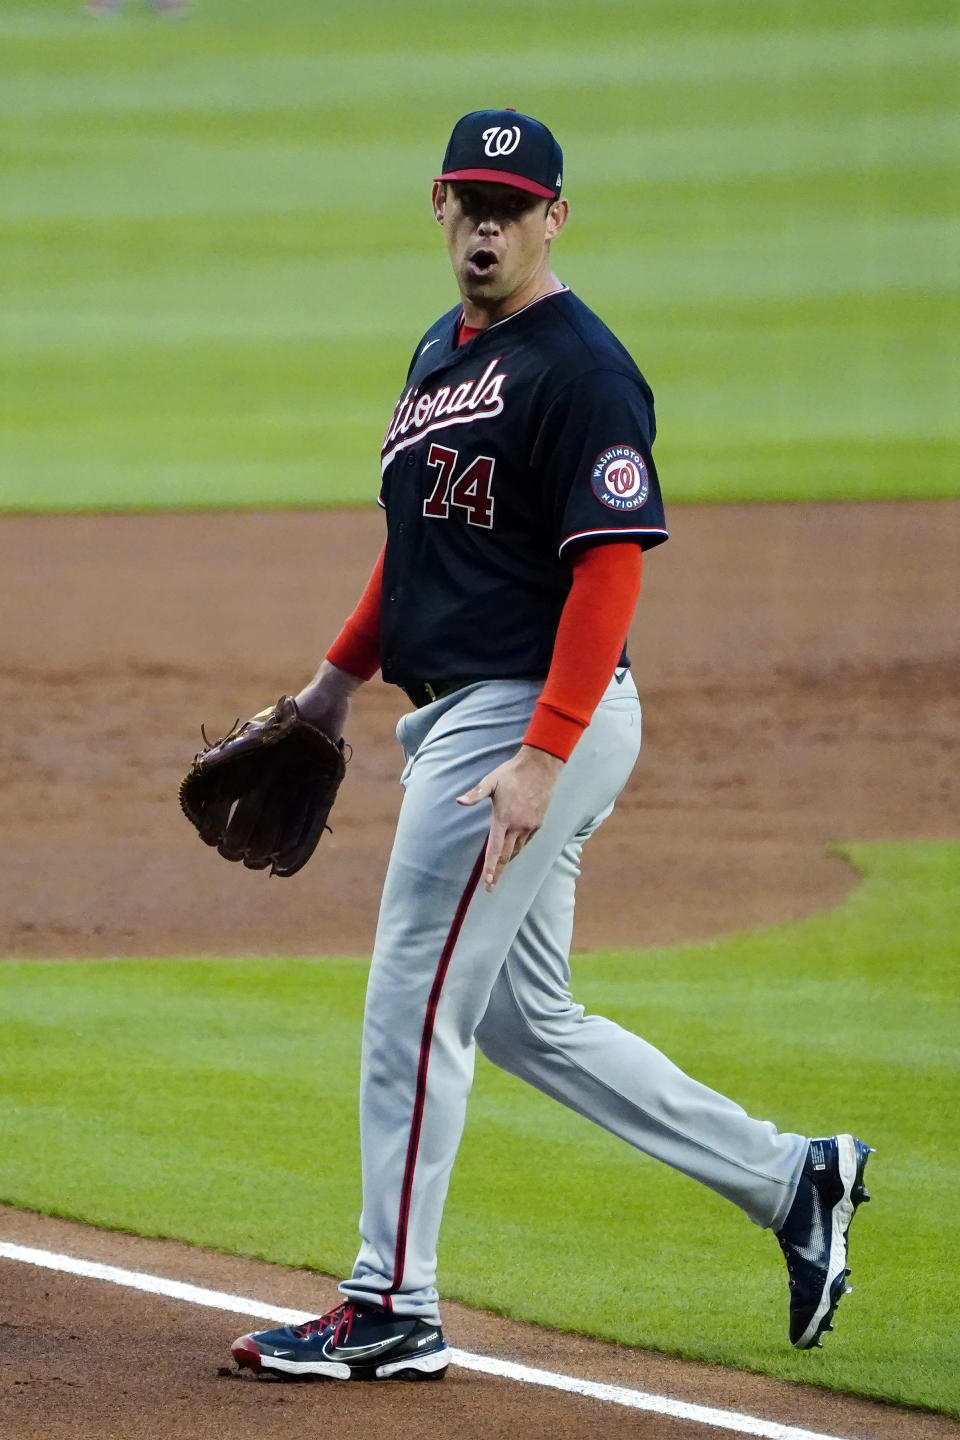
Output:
top-left (1, 842), bottom-right (957, 1415)
top-left (3, 20), bottom-right (957, 104)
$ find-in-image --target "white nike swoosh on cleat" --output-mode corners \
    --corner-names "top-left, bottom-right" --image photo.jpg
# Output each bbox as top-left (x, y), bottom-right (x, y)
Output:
top-left (322, 1337), bottom-right (400, 1360)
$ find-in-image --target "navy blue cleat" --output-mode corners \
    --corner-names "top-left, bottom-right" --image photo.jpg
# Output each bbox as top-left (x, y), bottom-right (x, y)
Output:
top-left (232, 1300), bottom-right (449, 1381)
top-left (776, 1134), bottom-right (874, 1349)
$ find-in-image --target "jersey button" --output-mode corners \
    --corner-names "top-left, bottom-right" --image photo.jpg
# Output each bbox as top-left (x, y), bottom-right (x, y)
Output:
top-left (405, 452), bottom-right (416, 467)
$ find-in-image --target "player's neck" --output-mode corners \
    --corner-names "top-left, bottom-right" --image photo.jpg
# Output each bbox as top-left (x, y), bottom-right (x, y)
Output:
top-left (459, 268), bottom-right (564, 331)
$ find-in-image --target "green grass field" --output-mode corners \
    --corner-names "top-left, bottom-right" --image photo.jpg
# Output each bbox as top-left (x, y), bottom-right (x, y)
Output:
top-left (2, 842), bottom-right (958, 1415)
top-left (2, 0), bottom-right (957, 510)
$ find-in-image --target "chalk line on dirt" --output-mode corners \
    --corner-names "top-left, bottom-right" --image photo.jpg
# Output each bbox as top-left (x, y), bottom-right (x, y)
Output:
top-left (1, 1240), bottom-right (853, 1440)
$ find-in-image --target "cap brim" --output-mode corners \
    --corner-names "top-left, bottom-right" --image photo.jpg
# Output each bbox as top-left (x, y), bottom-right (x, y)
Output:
top-left (436, 168), bottom-right (557, 199)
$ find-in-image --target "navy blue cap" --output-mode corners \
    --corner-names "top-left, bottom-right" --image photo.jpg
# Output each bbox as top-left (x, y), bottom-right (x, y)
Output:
top-left (437, 109), bottom-right (563, 199)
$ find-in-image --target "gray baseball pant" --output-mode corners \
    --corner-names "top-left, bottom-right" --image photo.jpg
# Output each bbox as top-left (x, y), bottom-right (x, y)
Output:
top-left (340, 674), bottom-right (807, 1322)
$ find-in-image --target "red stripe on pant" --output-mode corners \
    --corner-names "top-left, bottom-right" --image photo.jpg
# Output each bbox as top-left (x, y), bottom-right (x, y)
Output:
top-left (389, 846), bottom-right (487, 1297)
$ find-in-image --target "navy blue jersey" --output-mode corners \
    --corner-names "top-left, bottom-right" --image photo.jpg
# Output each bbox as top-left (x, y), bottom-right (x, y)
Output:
top-left (377, 288), bottom-right (668, 686)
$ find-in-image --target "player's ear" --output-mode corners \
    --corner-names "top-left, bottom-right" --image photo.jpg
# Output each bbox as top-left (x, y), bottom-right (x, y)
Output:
top-left (545, 197), bottom-right (569, 241)
top-left (432, 180), bottom-right (447, 226)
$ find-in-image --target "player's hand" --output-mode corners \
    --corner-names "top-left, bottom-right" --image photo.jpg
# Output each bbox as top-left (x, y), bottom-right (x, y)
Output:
top-left (294, 660), bottom-right (363, 742)
top-left (457, 745), bottom-right (564, 891)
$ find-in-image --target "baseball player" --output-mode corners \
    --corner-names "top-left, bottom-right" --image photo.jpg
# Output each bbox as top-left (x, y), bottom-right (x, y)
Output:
top-left (231, 110), bottom-right (872, 1381)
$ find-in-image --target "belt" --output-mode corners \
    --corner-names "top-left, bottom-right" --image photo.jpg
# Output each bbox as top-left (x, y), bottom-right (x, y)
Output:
top-left (401, 678), bottom-right (488, 709)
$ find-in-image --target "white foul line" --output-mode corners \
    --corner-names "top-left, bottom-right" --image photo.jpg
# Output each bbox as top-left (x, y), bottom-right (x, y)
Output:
top-left (0, 1241), bottom-right (853, 1440)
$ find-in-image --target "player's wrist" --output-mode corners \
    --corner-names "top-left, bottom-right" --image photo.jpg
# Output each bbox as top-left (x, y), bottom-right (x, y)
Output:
top-left (311, 659), bottom-right (366, 695)
top-left (518, 742), bottom-right (566, 772)
top-left (294, 663), bottom-right (363, 727)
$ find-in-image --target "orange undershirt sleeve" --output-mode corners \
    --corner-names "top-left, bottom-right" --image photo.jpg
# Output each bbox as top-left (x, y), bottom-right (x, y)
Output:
top-left (324, 543), bottom-right (385, 682)
top-left (523, 543), bottom-right (643, 761)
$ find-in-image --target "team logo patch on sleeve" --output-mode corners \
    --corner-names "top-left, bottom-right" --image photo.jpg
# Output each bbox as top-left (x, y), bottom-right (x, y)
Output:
top-left (591, 446), bottom-right (650, 510)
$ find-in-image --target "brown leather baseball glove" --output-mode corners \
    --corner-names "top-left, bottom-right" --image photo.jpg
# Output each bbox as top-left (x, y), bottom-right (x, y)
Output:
top-left (179, 696), bottom-right (347, 877)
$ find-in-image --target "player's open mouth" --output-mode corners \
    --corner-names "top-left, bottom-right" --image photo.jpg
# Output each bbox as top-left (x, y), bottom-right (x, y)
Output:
top-left (466, 248), bottom-right (499, 278)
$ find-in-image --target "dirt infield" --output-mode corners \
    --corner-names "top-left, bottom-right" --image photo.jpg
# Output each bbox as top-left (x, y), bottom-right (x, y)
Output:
top-left (1, 500), bottom-right (958, 1438)
top-left (1, 501), bottom-right (957, 960)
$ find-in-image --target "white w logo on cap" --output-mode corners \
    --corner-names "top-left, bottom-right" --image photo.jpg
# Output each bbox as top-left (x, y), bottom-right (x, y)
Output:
top-left (482, 125), bottom-right (521, 157)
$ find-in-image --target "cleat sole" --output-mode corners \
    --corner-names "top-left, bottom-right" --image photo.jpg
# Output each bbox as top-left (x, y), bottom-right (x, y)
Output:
top-left (395, 1364), bottom-right (448, 1382)
top-left (374, 1347), bottom-right (450, 1381)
